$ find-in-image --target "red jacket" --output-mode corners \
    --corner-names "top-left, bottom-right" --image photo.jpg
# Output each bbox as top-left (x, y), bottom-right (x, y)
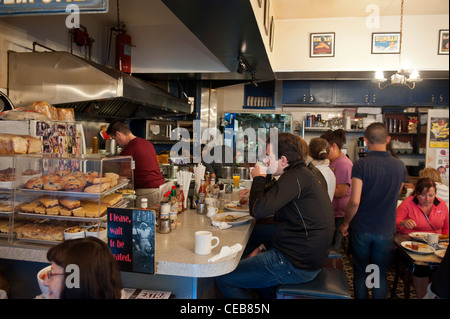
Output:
top-left (396, 196), bottom-right (449, 235)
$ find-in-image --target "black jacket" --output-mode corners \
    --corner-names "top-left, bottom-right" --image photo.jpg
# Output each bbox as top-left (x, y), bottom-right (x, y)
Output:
top-left (249, 160), bottom-right (334, 271)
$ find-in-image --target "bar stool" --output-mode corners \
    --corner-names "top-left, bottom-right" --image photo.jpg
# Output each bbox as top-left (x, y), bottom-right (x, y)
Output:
top-left (323, 249), bottom-right (343, 269)
top-left (276, 268), bottom-right (351, 299)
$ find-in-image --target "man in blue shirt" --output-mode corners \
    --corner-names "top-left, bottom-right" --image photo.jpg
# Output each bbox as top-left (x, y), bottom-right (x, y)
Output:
top-left (340, 122), bottom-right (407, 299)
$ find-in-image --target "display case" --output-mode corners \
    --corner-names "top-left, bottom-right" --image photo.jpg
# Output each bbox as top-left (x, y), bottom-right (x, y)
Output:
top-left (11, 154), bottom-right (134, 245)
top-left (0, 155), bottom-right (16, 241)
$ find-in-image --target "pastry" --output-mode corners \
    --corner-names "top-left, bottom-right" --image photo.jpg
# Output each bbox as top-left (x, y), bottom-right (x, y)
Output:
top-left (38, 196), bottom-right (59, 208)
top-left (46, 206), bottom-right (61, 216)
top-left (34, 205), bottom-right (47, 214)
top-left (25, 177), bottom-right (44, 189)
top-left (72, 207), bottom-right (86, 217)
top-left (62, 179), bottom-right (86, 192)
top-left (86, 171), bottom-right (100, 178)
top-left (104, 172), bottom-right (119, 180)
top-left (58, 198), bottom-right (81, 210)
top-left (15, 220), bottom-right (67, 242)
top-left (21, 200), bottom-right (42, 213)
top-left (101, 193), bottom-right (123, 206)
top-left (44, 180), bottom-right (64, 191)
top-left (92, 176), bottom-right (112, 184)
top-left (84, 182), bottom-right (111, 193)
top-left (59, 207), bottom-right (72, 216)
top-left (83, 203), bottom-right (108, 218)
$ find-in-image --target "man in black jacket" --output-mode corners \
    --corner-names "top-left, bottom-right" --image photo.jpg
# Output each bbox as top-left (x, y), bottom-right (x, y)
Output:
top-left (215, 133), bottom-right (334, 298)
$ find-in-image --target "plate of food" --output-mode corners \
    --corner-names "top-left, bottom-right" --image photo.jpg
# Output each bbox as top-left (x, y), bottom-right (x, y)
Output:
top-left (225, 201), bottom-right (249, 212)
top-left (401, 241), bottom-right (435, 254)
top-left (408, 232), bottom-right (435, 242)
top-left (211, 212), bottom-right (252, 226)
top-left (434, 249), bottom-right (446, 259)
top-left (438, 241), bottom-right (448, 249)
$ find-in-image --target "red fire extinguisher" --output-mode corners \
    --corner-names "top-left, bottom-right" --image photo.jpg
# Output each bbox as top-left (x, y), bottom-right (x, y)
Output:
top-left (115, 31), bottom-right (132, 73)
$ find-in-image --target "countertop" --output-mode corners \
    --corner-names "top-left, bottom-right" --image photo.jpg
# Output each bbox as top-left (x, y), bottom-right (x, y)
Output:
top-left (0, 190), bottom-right (255, 278)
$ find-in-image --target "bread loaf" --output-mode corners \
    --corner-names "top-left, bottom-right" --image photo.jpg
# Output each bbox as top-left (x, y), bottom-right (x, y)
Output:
top-left (0, 133), bottom-right (42, 155)
top-left (32, 101), bottom-right (57, 120)
top-left (56, 108), bottom-right (75, 122)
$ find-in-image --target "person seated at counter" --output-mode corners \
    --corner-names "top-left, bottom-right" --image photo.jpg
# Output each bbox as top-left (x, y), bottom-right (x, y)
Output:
top-left (215, 132), bottom-right (334, 299)
top-left (44, 237), bottom-right (123, 299)
top-left (107, 120), bottom-right (165, 208)
top-left (396, 177), bottom-right (449, 298)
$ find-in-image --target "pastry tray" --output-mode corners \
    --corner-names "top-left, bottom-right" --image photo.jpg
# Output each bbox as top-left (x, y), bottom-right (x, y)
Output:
top-left (17, 199), bottom-right (129, 222)
top-left (17, 179), bottom-right (130, 198)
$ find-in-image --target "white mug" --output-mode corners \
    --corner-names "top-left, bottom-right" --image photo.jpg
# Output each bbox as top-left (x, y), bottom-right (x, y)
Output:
top-left (207, 206), bottom-right (218, 217)
top-left (205, 197), bottom-right (216, 207)
top-left (195, 231), bottom-right (219, 255)
top-left (426, 233), bottom-right (440, 247)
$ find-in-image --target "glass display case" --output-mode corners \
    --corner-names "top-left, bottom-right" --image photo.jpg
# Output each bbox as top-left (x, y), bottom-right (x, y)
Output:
top-left (11, 154), bottom-right (134, 245)
top-left (0, 155), bottom-right (16, 241)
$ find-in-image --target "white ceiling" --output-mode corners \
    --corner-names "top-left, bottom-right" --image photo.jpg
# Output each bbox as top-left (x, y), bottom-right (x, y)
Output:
top-left (273, 0), bottom-right (449, 20)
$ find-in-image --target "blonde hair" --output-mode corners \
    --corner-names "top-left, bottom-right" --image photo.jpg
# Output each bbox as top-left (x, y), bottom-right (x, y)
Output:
top-left (419, 167), bottom-right (443, 184)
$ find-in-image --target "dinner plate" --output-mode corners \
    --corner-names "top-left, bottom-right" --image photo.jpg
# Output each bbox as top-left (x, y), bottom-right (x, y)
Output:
top-left (401, 241), bottom-right (435, 254)
top-left (408, 232), bottom-right (435, 242)
top-left (211, 212), bottom-right (252, 226)
top-left (225, 201), bottom-right (249, 212)
top-left (438, 242), bottom-right (448, 249)
top-left (434, 249), bottom-right (446, 258)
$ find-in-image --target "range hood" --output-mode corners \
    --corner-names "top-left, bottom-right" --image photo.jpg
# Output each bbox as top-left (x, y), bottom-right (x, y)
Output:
top-left (7, 51), bottom-right (192, 120)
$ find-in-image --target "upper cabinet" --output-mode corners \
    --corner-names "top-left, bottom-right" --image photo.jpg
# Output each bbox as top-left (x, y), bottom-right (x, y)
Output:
top-left (281, 80), bottom-right (448, 107)
top-left (281, 80), bottom-right (333, 105)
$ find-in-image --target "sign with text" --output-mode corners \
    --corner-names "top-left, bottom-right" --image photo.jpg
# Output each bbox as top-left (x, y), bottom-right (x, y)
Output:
top-left (0, 0), bottom-right (108, 16)
top-left (108, 207), bottom-right (155, 275)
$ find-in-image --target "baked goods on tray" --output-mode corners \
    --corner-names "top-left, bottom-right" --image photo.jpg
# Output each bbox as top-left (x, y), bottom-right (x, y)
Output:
top-left (23, 170), bottom-right (122, 193)
top-left (15, 220), bottom-right (70, 242)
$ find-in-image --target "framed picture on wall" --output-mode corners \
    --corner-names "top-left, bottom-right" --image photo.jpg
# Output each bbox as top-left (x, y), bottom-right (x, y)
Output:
top-left (269, 16), bottom-right (275, 52)
top-left (371, 32), bottom-right (400, 54)
top-left (438, 29), bottom-right (449, 55)
top-left (310, 32), bottom-right (335, 57)
top-left (264, 0), bottom-right (270, 35)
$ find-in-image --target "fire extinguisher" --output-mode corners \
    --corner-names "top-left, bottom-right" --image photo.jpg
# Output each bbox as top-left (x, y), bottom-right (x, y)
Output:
top-left (115, 31), bottom-right (132, 73)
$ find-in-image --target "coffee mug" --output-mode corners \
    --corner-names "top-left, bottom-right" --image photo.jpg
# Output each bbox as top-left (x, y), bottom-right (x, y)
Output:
top-left (195, 231), bottom-right (219, 255)
top-left (207, 206), bottom-right (218, 217)
top-left (426, 233), bottom-right (439, 248)
top-left (205, 197), bottom-right (216, 207)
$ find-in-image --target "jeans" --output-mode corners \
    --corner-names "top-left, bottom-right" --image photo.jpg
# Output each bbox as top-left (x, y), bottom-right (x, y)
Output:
top-left (350, 230), bottom-right (394, 299)
top-left (215, 248), bottom-right (320, 299)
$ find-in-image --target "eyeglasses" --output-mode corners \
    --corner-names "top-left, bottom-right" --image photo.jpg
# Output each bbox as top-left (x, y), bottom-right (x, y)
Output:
top-left (46, 271), bottom-right (65, 280)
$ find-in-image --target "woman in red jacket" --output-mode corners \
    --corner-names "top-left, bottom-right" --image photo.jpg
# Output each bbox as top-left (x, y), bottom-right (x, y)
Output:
top-left (396, 177), bottom-right (449, 298)
top-left (397, 177), bottom-right (449, 236)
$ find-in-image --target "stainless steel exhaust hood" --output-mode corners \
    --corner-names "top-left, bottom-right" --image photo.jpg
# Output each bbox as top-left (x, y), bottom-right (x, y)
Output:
top-left (7, 51), bottom-right (191, 120)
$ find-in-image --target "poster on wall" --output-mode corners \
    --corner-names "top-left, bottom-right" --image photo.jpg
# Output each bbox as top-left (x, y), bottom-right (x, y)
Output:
top-left (310, 33), bottom-right (335, 57)
top-left (108, 208), bottom-right (155, 275)
top-left (429, 117), bottom-right (449, 148)
top-left (434, 149), bottom-right (449, 183)
top-left (371, 32), bottom-right (400, 54)
top-left (438, 29), bottom-right (449, 55)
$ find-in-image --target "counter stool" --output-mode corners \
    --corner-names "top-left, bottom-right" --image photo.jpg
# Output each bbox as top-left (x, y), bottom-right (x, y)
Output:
top-left (323, 249), bottom-right (343, 269)
top-left (276, 268), bottom-right (351, 299)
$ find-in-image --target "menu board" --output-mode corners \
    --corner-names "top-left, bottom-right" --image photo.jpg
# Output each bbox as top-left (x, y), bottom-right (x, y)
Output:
top-left (108, 207), bottom-right (155, 275)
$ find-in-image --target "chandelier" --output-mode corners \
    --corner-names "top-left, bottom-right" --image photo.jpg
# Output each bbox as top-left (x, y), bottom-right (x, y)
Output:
top-left (373, 0), bottom-right (422, 90)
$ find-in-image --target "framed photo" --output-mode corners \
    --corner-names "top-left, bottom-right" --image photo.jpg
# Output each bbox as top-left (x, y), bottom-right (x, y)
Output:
top-left (310, 32), bottom-right (335, 57)
top-left (269, 16), bottom-right (275, 52)
top-left (371, 32), bottom-right (400, 54)
top-left (438, 29), bottom-right (449, 55)
top-left (264, 0), bottom-right (270, 35)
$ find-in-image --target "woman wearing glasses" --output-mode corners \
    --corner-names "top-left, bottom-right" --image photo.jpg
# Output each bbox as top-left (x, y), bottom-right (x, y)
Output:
top-left (44, 237), bottom-right (122, 299)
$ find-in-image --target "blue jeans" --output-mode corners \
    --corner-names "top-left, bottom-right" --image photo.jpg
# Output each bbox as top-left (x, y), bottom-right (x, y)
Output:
top-left (350, 230), bottom-right (394, 299)
top-left (215, 248), bottom-right (320, 299)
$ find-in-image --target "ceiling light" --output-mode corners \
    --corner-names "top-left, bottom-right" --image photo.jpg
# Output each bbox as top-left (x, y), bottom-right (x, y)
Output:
top-left (373, 0), bottom-right (422, 90)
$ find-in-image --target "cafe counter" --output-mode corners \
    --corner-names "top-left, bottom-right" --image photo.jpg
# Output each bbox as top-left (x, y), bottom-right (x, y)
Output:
top-left (0, 196), bottom-right (255, 298)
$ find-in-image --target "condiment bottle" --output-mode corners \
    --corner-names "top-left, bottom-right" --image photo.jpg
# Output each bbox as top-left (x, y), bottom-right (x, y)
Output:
top-left (140, 198), bottom-right (148, 209)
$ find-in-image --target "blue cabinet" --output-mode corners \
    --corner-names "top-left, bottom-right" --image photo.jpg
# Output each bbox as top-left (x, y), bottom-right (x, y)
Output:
top-left (282, 80), bottom-right (333, 105)
top-left (371, 83), bottom-right (412, 106)
top-left (334, 80), bottom-right (372, 105)
top-left (411, 80), bottom-right (449, 106)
